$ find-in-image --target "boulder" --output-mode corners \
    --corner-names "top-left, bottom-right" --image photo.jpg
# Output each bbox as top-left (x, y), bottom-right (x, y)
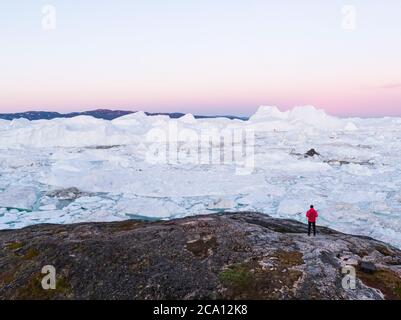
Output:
top-left (305, 149), bottom-right (320, 157)
top-left (359, 261), bottom-right (377, 274)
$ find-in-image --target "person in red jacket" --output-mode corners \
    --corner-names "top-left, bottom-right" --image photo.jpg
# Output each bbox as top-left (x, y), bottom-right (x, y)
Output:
top-left (306, 205), bottom-right (318, 236)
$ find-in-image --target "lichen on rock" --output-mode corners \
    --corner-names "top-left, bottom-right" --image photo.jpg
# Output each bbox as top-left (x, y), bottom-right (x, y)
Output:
top-left (0, 212), bottom-right (400, 300)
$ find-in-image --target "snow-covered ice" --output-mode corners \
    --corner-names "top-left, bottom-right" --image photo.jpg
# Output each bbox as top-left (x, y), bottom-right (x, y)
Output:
top-left (1, 105), bottom-right (401, 248)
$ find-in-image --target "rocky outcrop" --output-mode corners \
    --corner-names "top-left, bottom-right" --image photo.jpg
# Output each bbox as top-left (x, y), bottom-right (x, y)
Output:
top-left (291, 148), bottom-right (375, 167)
top-left (305, 148), bottom-right (320, 157)
top-left (1, 212), bottom-right (401, 300)
top-left (45, 187), bottom-right (93, 201)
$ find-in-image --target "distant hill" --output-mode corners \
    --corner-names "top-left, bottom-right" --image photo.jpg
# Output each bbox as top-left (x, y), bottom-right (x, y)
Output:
top-left (0, 109), bottom-right (248, 121)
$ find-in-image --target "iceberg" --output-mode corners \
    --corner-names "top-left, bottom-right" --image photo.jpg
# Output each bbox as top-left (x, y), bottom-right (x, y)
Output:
top-left (0, 106), bottom-right (401, 248)
top-left (0, 187), bottom-right (38, 211)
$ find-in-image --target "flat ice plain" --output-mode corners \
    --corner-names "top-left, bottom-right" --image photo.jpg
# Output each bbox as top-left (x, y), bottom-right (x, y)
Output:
top-left (1, 106), bottom-right (401, 248)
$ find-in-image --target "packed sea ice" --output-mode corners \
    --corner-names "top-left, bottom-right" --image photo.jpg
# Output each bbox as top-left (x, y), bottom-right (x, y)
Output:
top-left (1, 105), bottom-right (401, 248)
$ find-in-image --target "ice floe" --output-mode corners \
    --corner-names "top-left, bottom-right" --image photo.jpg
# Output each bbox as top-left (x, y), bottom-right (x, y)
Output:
top-left (0, 106), bottom-right (401, 248)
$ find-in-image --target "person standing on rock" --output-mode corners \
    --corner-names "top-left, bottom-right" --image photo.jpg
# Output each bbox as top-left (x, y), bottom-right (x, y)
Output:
top-left (306, 205), bottom-right (318, 236)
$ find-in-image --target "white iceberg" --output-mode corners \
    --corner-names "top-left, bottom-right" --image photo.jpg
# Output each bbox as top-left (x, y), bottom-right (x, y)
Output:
top-left (0, 106), bottom-right (401, 249)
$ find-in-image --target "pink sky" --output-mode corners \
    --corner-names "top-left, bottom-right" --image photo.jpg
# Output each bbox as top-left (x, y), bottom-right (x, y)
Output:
top-left (0, 1), bottom-right (400, 117)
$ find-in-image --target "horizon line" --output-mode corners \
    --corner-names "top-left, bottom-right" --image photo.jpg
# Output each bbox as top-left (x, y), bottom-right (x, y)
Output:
top-left (1, 106), bottom-right (401, 119)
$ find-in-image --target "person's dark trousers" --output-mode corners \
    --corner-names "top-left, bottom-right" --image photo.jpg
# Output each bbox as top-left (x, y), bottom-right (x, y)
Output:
top-left (308, 222), bottom-right (316, 236)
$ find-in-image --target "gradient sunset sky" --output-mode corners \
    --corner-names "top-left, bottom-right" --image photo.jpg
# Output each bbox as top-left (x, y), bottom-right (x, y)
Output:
top-left (1, 1), bottom-right (400, 116)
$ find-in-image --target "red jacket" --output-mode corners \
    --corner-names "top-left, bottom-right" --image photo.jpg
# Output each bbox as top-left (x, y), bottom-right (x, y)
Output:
top-left (306, 208), bottom-right (318, 223)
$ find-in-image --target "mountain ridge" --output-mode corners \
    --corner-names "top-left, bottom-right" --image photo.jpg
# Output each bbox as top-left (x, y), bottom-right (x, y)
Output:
top-left (0, 109), bottom-right (249, 121)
